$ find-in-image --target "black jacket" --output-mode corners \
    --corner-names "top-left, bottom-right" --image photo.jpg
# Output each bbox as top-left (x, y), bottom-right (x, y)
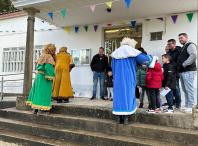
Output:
top-left (177, 42), bottom-right (197, 73)
top-left (165, 46), bottom-right (181, 78)
top-left (90, 54), bottom-right (109, 72)
top-left (105, 75), bottom-right (113, 87)
top-left (162, 61), bottom-right (176, 90)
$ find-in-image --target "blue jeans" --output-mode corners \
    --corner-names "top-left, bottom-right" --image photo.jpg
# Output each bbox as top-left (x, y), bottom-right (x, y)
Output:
top-left (180, 71), bottom-right (196, 108)
top-left (93, 72), bottom-right (105, 97)
top-left (173, 78), bottom-right (181, 108)
top-left (166, 89), bottom-right (173, 109)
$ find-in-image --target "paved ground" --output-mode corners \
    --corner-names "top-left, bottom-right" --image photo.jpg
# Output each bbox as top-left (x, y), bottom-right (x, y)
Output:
top-left (0, 141), bottom-right (18, 146)
top-left (52, 97), bottom-right (191, 115)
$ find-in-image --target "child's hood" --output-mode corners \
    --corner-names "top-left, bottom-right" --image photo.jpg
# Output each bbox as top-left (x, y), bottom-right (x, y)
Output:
top-left (153, 63), bottom-right (162, 71)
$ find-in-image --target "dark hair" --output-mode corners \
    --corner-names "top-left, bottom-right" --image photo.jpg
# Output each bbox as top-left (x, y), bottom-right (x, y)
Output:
top-left (168, 39), bottom-right (176, 44)
top-left (99, 47), bottom-right (104, 51)
top-left (137, 47), bottom-right (147, 55)
top-left (162, 54), bottom-right (171, 61)
top-left (178, 33), bottom-right (188, 37)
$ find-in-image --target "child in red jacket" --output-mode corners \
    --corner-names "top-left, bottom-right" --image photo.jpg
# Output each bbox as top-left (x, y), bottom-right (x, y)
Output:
top-left (146, 61), bottom-right (164, 114)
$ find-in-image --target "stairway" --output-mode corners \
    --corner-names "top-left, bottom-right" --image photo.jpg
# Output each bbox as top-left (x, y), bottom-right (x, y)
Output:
top-left (0, 99), bottom-right (197, 146)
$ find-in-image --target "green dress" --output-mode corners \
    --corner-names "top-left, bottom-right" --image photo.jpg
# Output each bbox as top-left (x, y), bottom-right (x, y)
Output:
top-left (26, 63), bottom-right (55, 111)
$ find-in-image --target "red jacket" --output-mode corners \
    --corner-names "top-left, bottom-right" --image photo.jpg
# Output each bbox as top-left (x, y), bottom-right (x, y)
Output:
top-left (146, 62), bottom-right (164, 89)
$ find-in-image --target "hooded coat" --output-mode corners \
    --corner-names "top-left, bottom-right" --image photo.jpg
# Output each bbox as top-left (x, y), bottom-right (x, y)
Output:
top-left (162, 61), bottom-right (176, 90)
top-left (146, 62), bottom-right (164, 89)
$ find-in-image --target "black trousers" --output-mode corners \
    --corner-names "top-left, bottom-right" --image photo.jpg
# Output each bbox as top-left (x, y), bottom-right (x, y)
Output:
top-left (149, 88), bottom-right (160, 110)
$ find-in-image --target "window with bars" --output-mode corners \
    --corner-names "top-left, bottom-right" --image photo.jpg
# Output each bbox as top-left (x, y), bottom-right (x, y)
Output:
top-left (2, 46), bottom-right (44, 72)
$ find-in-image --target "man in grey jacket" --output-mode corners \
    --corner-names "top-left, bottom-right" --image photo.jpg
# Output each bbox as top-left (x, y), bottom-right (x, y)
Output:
top-left (177, 33), bottom-right (197, 113)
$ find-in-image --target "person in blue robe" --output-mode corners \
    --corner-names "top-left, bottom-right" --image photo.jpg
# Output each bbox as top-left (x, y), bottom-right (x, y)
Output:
top-left (111, 38), bottom-right (156, 125)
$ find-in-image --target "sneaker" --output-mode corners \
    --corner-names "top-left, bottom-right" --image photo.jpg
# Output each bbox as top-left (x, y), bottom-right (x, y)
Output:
top-left (90, 96), bottom-right (96, 100)
top-left (156, 108), bottom-right (162, 113)
top-left (162, 103), bottom-right (168, 107)
top-left (163, 109), bottom-right (174, 113)
top-left (105, 98), bottom-right (109, 100)
top-left (100, 96), bottom-right (105, 100)
top-left (146, 110), bottom-right (156, 114)
top-left (184, 108), bottom-right (192, 114)
top-left (110, 98), bottom-right (113, 101)
top-left (181, 107), bottom-right (187, 112)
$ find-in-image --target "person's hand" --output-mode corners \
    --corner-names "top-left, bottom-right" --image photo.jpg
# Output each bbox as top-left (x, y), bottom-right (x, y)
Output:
top-left (137, 86), bottom-right (140, 88)
top-left (142, 65), bottom-right (147, 69)
top-left (165, 87), bottom-right (168, 90)
top-left (93, 71), bottom-right (95, 73)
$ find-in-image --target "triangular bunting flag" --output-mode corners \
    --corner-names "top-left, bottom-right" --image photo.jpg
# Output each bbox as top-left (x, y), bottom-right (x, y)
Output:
top-left (42, 21), bottom-right (44, 23)
top-left (84, 26), bottom-right (88, 32)
top-left (119, 22), bottom-right (126, 25)
top-left (135, 27), bottom-right (139, 32)
top-left (65, 27), bottom-right (70, 34)
top-left (75, 27), bottom-right (79, 33)
top-left (106, 1), bottom-right (113, 8)
top-left (107, 24), bottom-right (112, 26)
top-left (90, 4), bottom-right (96, 12)
top-left (125, 0), bottom-right (131, 9)
top-left (131, 21), bottom-right (136, 28)
top-left (145, 19), bottom-right (150, 21)
top-left (49, 24), bottom-right (52, 25)
top-left (48, 12), bottom-right (53, 20)
top-left (157, 17), bottom-right (163, 21)
top-left (171, 15), bottom-right (178, 24)
top-left (94, 25), bottom-right (98, 32)
top-left (186, 13), bottom-right (194, 22)
top-left (61, 9), bottom-right (66, 19)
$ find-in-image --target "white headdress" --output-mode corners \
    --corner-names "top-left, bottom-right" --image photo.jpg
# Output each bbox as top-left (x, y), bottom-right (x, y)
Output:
top-left (121, 37), bottom-right (138, 48)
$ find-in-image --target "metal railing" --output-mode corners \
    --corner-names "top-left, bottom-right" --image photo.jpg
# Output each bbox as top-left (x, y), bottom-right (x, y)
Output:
top-left (0, 72), bottom-right (37, 101)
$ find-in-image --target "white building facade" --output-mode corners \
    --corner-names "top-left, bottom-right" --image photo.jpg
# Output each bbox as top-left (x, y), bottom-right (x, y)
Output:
top-left (0, 0), bottom-right (197, 105)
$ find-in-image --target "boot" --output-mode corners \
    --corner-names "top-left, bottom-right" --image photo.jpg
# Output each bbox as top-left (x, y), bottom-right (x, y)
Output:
top-left (90, 96), bottom-right (96, 100)
top-left (32, 109), bottom-right (38, 114)
top-left (124, 115), bottom-right (133, 125)
top-left (57, 99), bottom-right (62, 103)
top-left (139, 103), bottom-right (143, 108)
top-left (100, 96), bottom-right (105, 100)
top-left (117, 115), bottom-right (123, 124)
top-left (64, 99), bottom-right (69, 103)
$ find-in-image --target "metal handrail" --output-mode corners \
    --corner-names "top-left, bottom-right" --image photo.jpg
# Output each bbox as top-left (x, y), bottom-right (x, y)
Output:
top-left (0, 72), bottom-right (37, 101)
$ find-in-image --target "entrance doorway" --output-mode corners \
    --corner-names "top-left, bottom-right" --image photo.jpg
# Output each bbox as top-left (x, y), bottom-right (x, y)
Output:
top-left (104, 24), bottom-right (142, 67)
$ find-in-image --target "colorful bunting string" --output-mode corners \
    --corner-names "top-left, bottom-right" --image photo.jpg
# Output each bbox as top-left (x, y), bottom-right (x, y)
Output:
top-left (186, 13), bottom-right (194, 22)
top-left (94, 25), bottom-right (98, 32)
top-left (105, 1), bottom-right (113, 8)
top-left (119, 22), bottom-right (126, 25)
top-left (125, 0), bottom-right (131, 9)
top-left (131, 21), bottom-right (136, 28)
top-left (90, 4), bottom-right (96, 12)
top-left (157, 17), bottom-right (163, 21)
top-left (75, 27), bottom-right (79, 33)
top-left (145, 19), bottom-right (150, 21)
top-left (61, 9), bottom-right (66, 19)
top-left (65, 27), bottom-right (70, 34)
top-left (84, 26), bottom-right (88, 32)
top-left (107, 24), bottom-right (112, 26)
top-left (48, 12), bottom-right (53, 20)
top-left (171, 15), bottom-right (178, 24)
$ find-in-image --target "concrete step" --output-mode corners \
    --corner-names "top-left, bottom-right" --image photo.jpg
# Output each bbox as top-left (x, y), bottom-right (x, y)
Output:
top-left (0, 108), bottom-right (197, 145)
top-left (0, 129), bottom-right (85, 146)
top-left (0, 117), bottom-right (184, 146)
top-left (0, 101), bottom-right (15, 109)
top-left (50, 102), bottom-right (194, 129)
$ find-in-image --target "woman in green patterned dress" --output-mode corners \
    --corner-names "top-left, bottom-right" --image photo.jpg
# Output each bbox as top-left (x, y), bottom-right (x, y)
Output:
top-left (26, 44), bottom-right (56, 115)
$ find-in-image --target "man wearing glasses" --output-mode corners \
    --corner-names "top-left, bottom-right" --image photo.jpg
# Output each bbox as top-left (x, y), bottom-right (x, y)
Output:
top-left (162, 39), bottom-right (181, 109)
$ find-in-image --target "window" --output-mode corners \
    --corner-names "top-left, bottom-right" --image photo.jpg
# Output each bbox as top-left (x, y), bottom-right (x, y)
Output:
top-left (2, 45), bottom-right (44, 72)
top-left (150, 32), bottom-right (163, 41)
top-left (71, 49), bottom-right (91, 65)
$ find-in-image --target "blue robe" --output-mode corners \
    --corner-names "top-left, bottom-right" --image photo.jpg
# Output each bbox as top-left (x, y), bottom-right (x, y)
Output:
top-left (112, 53), bottom-right (153, 115)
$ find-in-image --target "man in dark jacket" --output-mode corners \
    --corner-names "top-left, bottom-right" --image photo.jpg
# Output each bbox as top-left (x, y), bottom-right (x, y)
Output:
top-left (177, 33), bottom-right (197, 114)
top-left (167, 39), bottom-right (181, 109)
top-left (162, 54), bottom-right (176, 113)
top-left (90, 47), bottom-right (109, 100)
